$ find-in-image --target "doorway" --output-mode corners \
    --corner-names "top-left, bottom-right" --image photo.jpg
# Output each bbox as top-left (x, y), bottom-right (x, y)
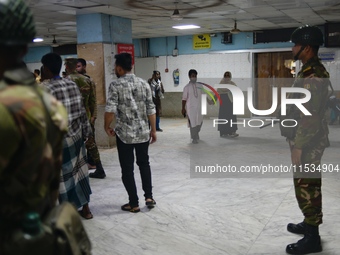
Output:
top-left (254, 51), bottom-right (295, 116)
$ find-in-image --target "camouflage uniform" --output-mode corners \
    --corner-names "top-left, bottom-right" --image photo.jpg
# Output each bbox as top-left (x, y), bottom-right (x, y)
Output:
top-left (290, 56), bottom-right (330, 226)
top-left (0, 68), bottom-right (68, 240)
top-left (67, 71), bottom-right (101, 163)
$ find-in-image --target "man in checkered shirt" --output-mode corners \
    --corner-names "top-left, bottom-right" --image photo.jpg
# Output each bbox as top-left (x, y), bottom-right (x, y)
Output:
top-left (42, 53), bottom-right (93, 220)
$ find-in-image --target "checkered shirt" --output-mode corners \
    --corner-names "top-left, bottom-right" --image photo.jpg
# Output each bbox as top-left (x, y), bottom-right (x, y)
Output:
top-left (106, 74), bottom-right (156, 144)
top-left (44, 78), bottom-right (91, 138)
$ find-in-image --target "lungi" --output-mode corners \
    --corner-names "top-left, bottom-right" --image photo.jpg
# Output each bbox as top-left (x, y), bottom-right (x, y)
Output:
top-left (59, 131), bottom-right (92, 209)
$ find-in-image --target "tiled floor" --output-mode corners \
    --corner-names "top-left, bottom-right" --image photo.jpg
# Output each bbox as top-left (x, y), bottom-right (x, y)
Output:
top-left (83, 118), bottom-right (340, 255)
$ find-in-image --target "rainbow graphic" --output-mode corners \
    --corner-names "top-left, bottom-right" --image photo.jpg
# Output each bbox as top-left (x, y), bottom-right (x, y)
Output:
top-left (197, 82), bottom-right (222, 105)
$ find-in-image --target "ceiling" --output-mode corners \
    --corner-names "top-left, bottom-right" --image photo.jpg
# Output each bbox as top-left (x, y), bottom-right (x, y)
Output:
top-left (27, 0), bottom-right (340, 47)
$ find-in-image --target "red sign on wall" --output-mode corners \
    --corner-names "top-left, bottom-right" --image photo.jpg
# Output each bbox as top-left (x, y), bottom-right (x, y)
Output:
top-left (116, 43), bottom-right (135, 65)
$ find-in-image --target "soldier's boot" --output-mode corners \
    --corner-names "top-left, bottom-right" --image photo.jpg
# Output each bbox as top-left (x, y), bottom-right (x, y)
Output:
top-left (286, 224), bottom-right (322, 254)
top-left (287, 222), bottom-right (307, 234)
top-left (89, 161), bottom-right (106, 179)
top-left (87, 151), bottom-right (96, 169)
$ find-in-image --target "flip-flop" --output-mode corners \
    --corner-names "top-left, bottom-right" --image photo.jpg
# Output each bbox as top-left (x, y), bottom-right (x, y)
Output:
top-left (121, 203), bottom-right (140, 213)
top-left (145, 199), bottom-right (156, 209)
top-left (78, 209), bottom-right (93, 219)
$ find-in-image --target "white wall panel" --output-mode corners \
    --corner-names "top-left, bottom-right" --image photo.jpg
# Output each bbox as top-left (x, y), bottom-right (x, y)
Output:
top-left (152, 52), bottom-right (252, 92)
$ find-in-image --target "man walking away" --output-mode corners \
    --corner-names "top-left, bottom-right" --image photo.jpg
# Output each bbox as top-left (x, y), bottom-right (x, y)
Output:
top-left (105, 53), bottom-right (157, 213)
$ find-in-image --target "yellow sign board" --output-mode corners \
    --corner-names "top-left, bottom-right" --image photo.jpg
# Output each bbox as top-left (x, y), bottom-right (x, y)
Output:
top-left (193, 34), bottom-right (211, 49)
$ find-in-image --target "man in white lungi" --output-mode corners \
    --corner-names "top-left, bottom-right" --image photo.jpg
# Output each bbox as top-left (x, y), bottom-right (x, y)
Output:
top-left (182, 69), bottom-right (203, 144)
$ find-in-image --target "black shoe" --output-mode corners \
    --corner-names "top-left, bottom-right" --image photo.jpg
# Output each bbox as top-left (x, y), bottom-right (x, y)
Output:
top-left (87, 152), bottom-right (95, 166)
top-left (156, 128), bottom-right (163, 132)
top-left (89, 171), bottom-right (106, 179)
top-left (286, 234), bottom-right (322, 254)
top-left (287, 222), bottom-right (307, 234)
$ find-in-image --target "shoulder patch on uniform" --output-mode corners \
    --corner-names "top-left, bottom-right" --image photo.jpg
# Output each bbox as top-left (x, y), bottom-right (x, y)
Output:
top-left (302, 66), bottom-right (314, 77)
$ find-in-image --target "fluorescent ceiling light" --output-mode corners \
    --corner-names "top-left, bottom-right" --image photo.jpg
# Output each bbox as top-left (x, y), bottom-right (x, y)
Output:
top-left (33, 38), bottom-right (44, 42)
top-left (172, 25), bottom-right (201, 30)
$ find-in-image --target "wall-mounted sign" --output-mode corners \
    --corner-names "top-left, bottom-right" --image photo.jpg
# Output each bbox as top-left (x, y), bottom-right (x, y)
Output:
top-left (116, 43), bottom-right (135, 65)
top-left (193, 34), bottom-right (211, 50)
top-left (319, 52), bottom-right (335, 61)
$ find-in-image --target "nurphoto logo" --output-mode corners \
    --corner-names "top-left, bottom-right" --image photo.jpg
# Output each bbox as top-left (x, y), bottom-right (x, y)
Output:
top-left (201, 84), bottom-right (311, 128)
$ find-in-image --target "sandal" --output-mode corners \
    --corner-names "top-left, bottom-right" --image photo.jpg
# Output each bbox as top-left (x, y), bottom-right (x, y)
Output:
top-left (145, 199), bottom-right (156, 209)
top-left (121, 203), bottom-right (140, 213)
top-left (78, 209), bottom-right (93, 220)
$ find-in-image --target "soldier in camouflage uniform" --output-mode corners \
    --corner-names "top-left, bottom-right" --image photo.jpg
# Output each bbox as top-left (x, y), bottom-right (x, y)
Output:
top-left (76, 58), bottom-right (98, 168)
top-left (283, 25), bottom-right (330, 254)
top-left (0, 0), bottom-right (68, 251)
top-left (65, 58), bottom-right (106, 179)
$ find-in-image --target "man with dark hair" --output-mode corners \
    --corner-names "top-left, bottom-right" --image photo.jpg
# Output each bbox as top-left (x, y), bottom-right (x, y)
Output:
top-left (42, 53), bottom-right (93, 220)
top-left (0, 0), bottom-right (68, 252)
top-left (41, 53), bottom-right (62, 75)
top-left (283, 25), bottom-right (331, 254)
top-left (34, 69), bottom-right (41, 83)
top-left (182, 69), bottom-right (203, 144)
top-left (105, 53), bottom-right (157, 213)
top-left (76, 58), bottom-right (88, 76)
top-left (148, 70), bottom-right (165, 131)
top-left (65, 58), bottom-right (106, 179)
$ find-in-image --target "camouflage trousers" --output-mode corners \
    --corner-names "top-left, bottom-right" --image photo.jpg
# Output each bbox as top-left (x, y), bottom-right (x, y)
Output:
top-left (289, 141), bottom-right (325, 226)
top-left (85, 122), bottom-right (101, 164)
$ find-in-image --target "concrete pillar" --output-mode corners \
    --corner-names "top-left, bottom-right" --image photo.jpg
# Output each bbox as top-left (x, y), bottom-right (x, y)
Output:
top-left (76, 13), bottom-right (132, 147)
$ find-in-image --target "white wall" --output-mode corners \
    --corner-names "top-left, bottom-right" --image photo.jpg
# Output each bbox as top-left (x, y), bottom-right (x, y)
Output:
top-left (150, 52), bottom-right (252, 92)
top-left (319, 48), bottom-right (340, 91)
top-left (135, 49), bottom-right (340, 93)
top-left (135, 57), bottom-right (156, 81)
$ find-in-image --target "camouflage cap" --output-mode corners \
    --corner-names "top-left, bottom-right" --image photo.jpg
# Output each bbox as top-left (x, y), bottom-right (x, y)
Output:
top-left (64, 58), bottom-right (78, 70)
top-left (0, 0), bottom-right (36, 45)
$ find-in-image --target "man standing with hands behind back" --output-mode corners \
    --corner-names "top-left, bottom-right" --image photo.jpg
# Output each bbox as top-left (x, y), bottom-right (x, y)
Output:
top-left (284, 25), bottom-right (330, 255)
top-left (105, 53), bottom-right (157, 213)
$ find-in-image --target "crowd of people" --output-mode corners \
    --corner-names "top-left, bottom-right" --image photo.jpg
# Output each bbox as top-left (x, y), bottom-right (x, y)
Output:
top-left (0, 1), bottom-right (157, 253)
